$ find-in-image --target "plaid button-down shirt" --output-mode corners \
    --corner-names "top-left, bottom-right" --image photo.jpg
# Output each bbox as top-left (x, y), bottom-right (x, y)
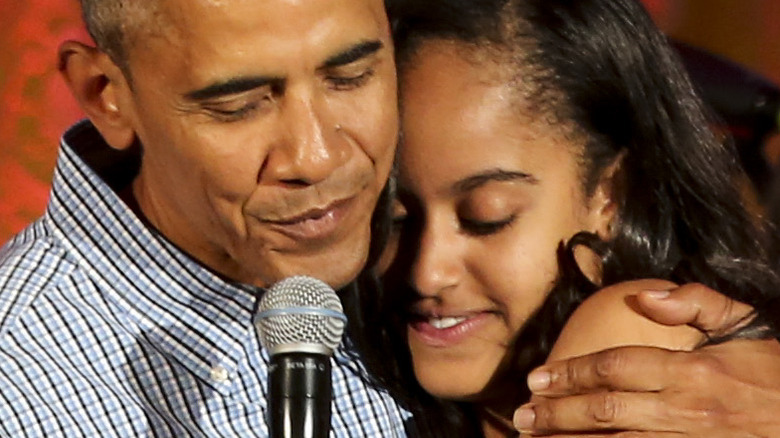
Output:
top-left (0, 120), bottom-right (416, 437)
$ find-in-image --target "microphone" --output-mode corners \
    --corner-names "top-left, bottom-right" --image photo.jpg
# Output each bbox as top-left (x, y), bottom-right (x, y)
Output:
top-left (255, 276), bottom-right (347, 438)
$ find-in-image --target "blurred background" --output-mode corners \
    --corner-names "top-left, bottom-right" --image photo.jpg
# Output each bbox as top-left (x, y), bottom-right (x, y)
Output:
top-left (1, 0), bottom-right (779, 243)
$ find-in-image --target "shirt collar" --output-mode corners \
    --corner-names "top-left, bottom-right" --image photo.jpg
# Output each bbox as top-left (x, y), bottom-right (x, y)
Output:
top-left (47, 120), bottom-right (260, 393)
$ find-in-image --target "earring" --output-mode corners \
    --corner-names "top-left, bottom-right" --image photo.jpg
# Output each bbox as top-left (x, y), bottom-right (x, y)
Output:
top-left (335, 124), bottom-right (342, 131)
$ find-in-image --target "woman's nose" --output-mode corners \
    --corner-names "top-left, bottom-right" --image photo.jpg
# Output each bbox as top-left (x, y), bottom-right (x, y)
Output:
top-left (410, 222), bottom-right (461, 298)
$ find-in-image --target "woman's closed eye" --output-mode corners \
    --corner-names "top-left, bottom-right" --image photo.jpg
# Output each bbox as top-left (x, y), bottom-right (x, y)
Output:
top-left (459, 214), bottom-right (516, 236)
top-left (457, 189), bottom-right (521, 237)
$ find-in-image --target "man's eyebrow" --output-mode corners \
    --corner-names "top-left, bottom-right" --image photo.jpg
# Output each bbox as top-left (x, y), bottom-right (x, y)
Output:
top-left (184, 76), bottom-right (279, 101)
top-left (321, 40), bottom-right (384, 68)
top-left (453, 169), bottom-right (537, 193)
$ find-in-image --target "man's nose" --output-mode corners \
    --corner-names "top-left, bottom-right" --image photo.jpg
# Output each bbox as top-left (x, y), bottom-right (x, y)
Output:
top-left (266, 90), bottom-right (351, 185)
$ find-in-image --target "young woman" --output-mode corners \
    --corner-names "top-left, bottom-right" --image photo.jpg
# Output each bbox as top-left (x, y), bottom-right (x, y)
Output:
top-left (345, 0), bottom-right (780, 436)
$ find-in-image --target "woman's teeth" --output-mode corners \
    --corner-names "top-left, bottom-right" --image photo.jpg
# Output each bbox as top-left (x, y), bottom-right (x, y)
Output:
top-left (429, 316), bottom-right (468, 329)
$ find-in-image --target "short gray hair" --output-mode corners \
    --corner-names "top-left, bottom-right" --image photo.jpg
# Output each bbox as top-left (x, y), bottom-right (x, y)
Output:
top-left (79, 0), bottom-right (158, 76)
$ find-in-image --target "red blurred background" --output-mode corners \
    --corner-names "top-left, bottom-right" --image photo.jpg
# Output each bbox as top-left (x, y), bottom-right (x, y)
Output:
top-left (1, 0), bottom-right (780, 243)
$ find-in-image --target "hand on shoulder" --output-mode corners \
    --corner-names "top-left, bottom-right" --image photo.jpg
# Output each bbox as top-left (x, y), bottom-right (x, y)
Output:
top-left (548, 279), bottom-right (705, 362)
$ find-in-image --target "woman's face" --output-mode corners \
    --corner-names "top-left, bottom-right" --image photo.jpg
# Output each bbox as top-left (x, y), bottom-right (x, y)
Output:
top-left (386, 41), bottom-right (614, 401)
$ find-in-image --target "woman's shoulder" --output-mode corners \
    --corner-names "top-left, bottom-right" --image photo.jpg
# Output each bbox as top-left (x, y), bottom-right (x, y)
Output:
top-left (548, 279), bottom-right (705, 362)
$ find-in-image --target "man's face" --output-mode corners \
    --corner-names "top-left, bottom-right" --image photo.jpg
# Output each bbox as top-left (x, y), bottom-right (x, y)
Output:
top-left (117, 0), bottom-right (398, 289)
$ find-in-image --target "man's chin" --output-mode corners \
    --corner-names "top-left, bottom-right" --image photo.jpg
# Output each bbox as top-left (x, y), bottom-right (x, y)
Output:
top-left (254, 248), bottom-right (368, 291)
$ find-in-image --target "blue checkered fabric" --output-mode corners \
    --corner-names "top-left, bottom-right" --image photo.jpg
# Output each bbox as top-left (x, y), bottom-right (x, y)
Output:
top-left (0, 120), bottom-right (417, 437)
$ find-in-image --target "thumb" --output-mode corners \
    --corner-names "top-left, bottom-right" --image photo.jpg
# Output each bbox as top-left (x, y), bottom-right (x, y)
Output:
top-left (635, 283), bottom-right (754, 335)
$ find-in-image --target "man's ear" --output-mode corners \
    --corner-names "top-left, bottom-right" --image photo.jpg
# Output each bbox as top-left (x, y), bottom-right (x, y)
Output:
top-left (58, 40), bottom-right (136, 150)
top-left (589, 152), bottom-right (625, 240)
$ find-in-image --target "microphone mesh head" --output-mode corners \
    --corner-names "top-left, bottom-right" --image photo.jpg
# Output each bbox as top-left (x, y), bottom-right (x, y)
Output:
top-left (255, 276), bottom-right (346, 355)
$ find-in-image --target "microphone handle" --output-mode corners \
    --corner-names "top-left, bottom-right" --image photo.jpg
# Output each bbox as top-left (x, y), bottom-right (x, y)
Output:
top-left (268, 352), bottom-right (332, 438)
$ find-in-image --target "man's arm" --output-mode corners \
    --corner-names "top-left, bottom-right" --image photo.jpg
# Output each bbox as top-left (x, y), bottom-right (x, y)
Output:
top-left (514, 283), bottom-right (780, 437)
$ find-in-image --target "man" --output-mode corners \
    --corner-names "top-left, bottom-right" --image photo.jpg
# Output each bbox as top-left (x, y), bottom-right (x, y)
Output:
top-left (0, 0), bottom-right (409, 435)
top-left (0, 0), bottom-right (778, 437)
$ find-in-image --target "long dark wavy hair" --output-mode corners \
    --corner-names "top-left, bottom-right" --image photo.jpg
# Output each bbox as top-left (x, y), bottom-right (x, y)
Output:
top-left (341, 0), bottom-right (780, 436)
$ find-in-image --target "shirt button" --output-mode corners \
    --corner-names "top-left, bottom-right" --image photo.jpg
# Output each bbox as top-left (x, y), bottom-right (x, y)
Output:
top-left (210, 366), bottom-right (230, 383)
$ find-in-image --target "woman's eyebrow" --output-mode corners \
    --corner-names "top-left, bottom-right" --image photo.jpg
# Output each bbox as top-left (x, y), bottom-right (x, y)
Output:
top-left (452, 169), bottom-right (537, 193)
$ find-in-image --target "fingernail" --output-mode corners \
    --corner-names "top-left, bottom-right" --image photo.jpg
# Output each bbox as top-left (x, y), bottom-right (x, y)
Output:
top-left (513, 404), bottom-right (535, 432)
top-left (642, 289), bottom-right (671, 299)
top-left (527, 369), bottom-right (551, 392)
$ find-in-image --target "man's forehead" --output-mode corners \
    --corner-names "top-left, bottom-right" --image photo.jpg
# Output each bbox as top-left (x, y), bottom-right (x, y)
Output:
top-left (153, 0), bottom-right (385, 21)
top-left (136, 0), bottom-right (387, 44)
top-left (125, 0), bottom-right (391, 87)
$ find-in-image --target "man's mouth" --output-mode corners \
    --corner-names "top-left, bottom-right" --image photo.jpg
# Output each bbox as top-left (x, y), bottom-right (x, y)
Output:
top-left (272, 203), bottom-right (340, 225)
top-left (262, 197), bottom-right (355, 242)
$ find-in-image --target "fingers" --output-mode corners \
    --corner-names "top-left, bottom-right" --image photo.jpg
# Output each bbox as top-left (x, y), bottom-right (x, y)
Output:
top-left (518, 337), bottom-right (780, 437)
top-left (519, 432), bottom-right (682, 438)
top-left (635, 283), bottom-right (754, 335)
top-left (519, 435), bottom-right (680, 438)
top-left (527, 346), bottom-right (677, 396)
top-left (513, 392), bottom-right (676, 435)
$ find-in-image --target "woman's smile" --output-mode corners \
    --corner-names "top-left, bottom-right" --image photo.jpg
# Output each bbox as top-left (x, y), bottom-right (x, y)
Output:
top-left (408, 311), bottom-right (497, 348)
